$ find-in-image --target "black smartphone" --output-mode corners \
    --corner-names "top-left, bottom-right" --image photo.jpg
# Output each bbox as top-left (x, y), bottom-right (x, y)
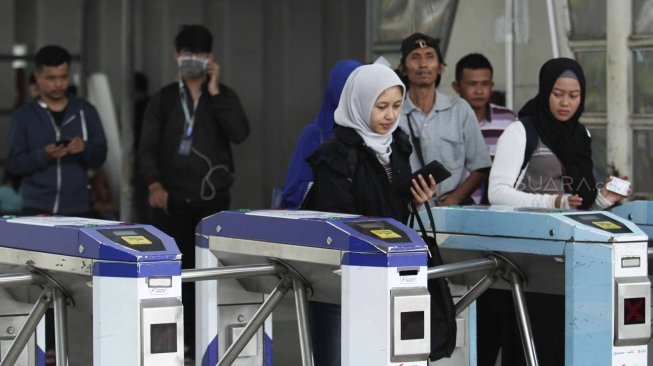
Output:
top-left (397, 160), bottom-right (451, 196)
top-left (56, 139), bottom-right (71, 147)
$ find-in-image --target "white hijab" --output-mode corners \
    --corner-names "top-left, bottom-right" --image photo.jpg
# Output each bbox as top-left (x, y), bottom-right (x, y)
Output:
top-left (334, 64), bottom-right (406, 165)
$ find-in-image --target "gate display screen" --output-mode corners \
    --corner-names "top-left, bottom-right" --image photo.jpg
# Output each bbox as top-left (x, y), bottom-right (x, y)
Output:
top-left (98, 228), bottom-right (166, 252)
top-left (150, 323), bottom-right (177, 353)
top-left (566, 213), bottom-right (632, 234)
top-left (401, 311), bottom-right (425, 340)
top-left (624, 297), bottom-right (646, 325)
top-left (346, 220), bottom-right (410, 243)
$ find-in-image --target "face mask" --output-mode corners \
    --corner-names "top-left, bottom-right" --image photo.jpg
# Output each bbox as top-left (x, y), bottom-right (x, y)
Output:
top-left (177, 55), bottom-right (209, 78)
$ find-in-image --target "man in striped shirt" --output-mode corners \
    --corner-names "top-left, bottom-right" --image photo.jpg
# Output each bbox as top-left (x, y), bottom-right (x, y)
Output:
top-left (452, 53), bottom-right (516, 204)
top-left (453, 53), bottom-right (518, 366)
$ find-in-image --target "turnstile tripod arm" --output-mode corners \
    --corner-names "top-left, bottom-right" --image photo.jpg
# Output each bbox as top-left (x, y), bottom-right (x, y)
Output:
top-left (427, 257), bottom-right (499, 279)
top-left (217, 275), bottom-right (293, 366)
top-left (182, 263), bottom-right (282, 282)
top-left (0, 287), bottom-right (52, 366)
top-left (454, 268), bottom-right (503, 316)
top-left (0, 273), bottom-right (45, 288)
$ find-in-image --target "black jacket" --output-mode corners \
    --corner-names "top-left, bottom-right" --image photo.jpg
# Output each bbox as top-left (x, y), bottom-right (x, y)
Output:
top-left (138, 81), bottom-right (249, 204)
top-left (308, 125), bottom-right (414, 223)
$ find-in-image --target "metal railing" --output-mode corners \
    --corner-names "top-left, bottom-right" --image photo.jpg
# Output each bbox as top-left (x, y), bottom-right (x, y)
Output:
top-left (0, 253), bottom-right (538, 366)
top-left (0, 270), bottom-right (70, 366)
top-left (181, 252), bottom-right (537, 366)
top-left (181, 260), bottom-right (315, 366)
top-left (428, 253), bottom-right (538, 366)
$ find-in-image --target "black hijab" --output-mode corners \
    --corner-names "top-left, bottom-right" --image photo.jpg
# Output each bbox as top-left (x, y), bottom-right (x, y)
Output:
top-left (518, 58), bottom-right (596, 209)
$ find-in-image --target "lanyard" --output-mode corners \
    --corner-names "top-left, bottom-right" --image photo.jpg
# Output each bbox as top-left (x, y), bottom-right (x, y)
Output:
top-left (178, 80), bottom-right (202, 137)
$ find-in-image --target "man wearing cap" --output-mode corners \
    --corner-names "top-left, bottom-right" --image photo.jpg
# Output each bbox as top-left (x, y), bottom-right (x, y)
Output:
top-left (397, 33), bottom-right (491, 205)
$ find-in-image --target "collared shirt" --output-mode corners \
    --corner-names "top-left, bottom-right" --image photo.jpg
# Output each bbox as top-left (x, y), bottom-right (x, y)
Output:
top-left (478, 103), bottom-right (517, 157)
top-left (470, 103), bottom-right (516, 203)
top-left (398, 91), bottom-right (492, 197)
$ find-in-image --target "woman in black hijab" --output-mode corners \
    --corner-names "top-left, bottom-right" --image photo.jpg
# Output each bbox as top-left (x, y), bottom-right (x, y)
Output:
top-left (484, 58), bottom-right (629, 366)
top-left (489, 57), bottom-right (628, 209)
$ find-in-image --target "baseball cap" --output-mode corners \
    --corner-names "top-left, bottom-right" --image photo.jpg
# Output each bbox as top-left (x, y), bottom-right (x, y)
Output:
top-left (400, 32), bottom-right (441, 64)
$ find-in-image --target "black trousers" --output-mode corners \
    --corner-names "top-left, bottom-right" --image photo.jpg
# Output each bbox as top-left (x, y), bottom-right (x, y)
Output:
top-left (309, 301), bottom-right (341, 366)
top-left (477, 290), bottom-right (565, 366)
top-left (152, 195), bottom-right (230, 359)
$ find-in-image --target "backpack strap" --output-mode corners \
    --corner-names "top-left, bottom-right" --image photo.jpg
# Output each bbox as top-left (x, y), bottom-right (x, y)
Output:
top-left (520, 116), bottom-right (539, 171)
top-left (406, 114), bottom-right (426, 167)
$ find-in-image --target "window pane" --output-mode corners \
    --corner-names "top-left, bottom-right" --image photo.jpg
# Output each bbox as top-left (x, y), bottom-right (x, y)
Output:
top-left (373, 0), bottom-right (458, 51)
top-left (633, 0), bottom-right (653, 35)
top-left (575, 51), bottom-right (607, 113)
top-left (633, 49), bottom-right (653, 114)
top-left (633, 130), bottom-right (653, 195)
top-left (588, 127), bottom-right (608, 183)
top-left (568, 0), bottom-right (606, 39)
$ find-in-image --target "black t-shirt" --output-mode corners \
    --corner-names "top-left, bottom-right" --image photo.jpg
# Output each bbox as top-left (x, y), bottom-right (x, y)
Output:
top-left (50, 107), bottom-right (67, 127)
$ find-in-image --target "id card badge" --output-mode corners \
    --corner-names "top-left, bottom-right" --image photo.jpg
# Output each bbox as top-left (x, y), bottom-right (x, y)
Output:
top-left (178, 135), bottom-right (193, 156)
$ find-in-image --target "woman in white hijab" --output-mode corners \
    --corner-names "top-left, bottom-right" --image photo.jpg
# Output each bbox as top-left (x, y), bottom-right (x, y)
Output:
top-left (308, 63), bottom-right (435, 223)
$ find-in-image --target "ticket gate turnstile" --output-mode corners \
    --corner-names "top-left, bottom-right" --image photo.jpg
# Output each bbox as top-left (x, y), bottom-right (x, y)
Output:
top-left (422, 206), bottom-right (650, 365)
top-left (610, 200), bottom-right (653, 365)
top-left (0, 216), bottom-right (183, 366)
top-left (612, 200), bottom-right (653, 240)
top-left (195, 209), bottom-right (432, 366)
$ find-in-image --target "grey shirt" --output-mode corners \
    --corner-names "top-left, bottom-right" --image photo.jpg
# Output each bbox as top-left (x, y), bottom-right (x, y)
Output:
top-left (399, 91), bottom-right (492, 197)
top-left (517, 139), bottom-right (565, 195)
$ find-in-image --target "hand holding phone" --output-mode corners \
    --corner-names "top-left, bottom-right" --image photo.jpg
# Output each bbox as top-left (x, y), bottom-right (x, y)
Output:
top-left (397, 160), bottom-right (451, 196)
top-left (45, 142), bottom-right (68, 159)
top-left (56, 139), bottom-right (71, 147)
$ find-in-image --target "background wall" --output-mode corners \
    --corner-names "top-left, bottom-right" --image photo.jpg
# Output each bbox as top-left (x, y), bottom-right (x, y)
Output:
top-left (0, 0), bottom-right (559, 212)
top-left (0, 1), bottom-right (585, 364)
top-left (439, 0), bottom-right (553, 111)
top-left (0, 0), bottom-right (367, 212)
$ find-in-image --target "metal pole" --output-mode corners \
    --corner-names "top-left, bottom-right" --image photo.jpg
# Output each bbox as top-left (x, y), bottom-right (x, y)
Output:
top-left (648, 247), bottom-right (653, 257)
top-left (505, 0), bottom-right (514, 110)
top-left (0, 288), bottom-right (52, 366)
top-left (119, 0), bottom-right (135, 221)
top-left (218, 276), bottom-right (293, 366)
top-left (454, 270), bottom-right (502, 316)
top-left (181, 264), bottom-right (281, 282)
top-left (78, 0), bottom-right (87, 97)
top-left (427, 257), bottom-right (498, 279)
top-left (606, 0), bottom-right (633, 178)
top-left (546, 0), bottom-right (560, 58)
top-left (53, 288), bottom-right (69, 366)
top-left (0, 273), bottom-right (44, 287)
top-left (508, 271), bottom-right (539, 366)
top-left (292, 278), bottom-right (315, 366)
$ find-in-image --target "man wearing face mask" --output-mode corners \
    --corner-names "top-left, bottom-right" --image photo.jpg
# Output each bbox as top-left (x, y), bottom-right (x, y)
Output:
top-left (138, 24), bottom-right (249, 361)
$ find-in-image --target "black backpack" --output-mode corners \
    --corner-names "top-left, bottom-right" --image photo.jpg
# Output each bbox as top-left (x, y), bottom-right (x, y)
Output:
top-left (300, 143), bottom-right (357, 210)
